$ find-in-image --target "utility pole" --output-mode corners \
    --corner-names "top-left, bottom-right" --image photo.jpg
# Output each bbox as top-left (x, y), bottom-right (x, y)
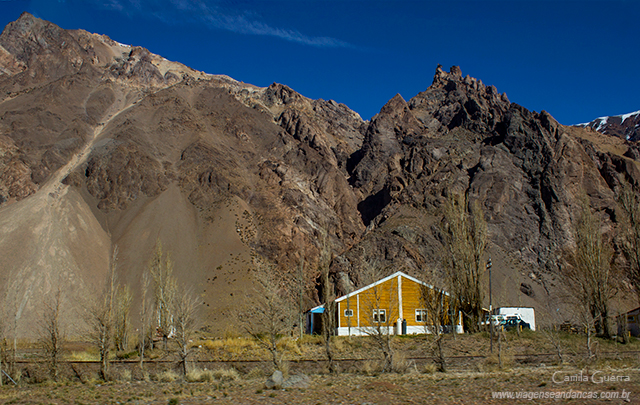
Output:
top-left (487, 257), bottom-right (493, 353)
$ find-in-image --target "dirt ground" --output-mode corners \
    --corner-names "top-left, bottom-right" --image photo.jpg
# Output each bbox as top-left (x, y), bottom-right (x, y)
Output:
top-left (3, 332), bottom-right (640, 404)
top-left (2, 367), bottom-right (640, 405)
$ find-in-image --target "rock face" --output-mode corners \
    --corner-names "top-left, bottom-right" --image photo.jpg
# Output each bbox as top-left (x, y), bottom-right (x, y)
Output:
top-left (577, 110), bottom-right (640, 142)
top-left (0, 13), bottom-right (637, 335)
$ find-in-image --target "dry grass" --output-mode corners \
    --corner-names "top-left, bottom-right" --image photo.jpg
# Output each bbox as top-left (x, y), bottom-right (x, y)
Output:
top-left (480, 348), bottom-right (515, 372)
top-left (201, 337), bottom-right (257, 355)
top-left (119, 369), bottom-right (132, 382)
top-left (155, 370), bottom-right (180, 382)
top-left (185, 368), bottom-right (214, 382)
top-left (279, 337), bottom-right (302, 356)
top-left (423, 363), bottom-right (438, 374)
top-left (358, 359), bottom-right (381, 376)
top-left (3, 369), bottom-right (639, 405)
top-left (68, 350), bottom-right (99, 362)
top-left (186, 367), bottom-right (240, 382)
top-left (211, 367), bottom-right (240, 381)
top-left (245, 367), bottom-right (265, 379)
top-left (391, 351), bottom-right (411, 373)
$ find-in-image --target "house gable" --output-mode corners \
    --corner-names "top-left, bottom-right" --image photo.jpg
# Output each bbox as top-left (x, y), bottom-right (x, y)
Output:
top-left (333, 271), bottom-right (460, 335)
top-left (335, 271), bottom-right (445, 303)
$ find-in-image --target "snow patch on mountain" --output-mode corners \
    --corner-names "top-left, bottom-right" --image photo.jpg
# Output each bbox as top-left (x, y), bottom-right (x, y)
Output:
top-left (596, 117), bottom-right (609, 132)
top-left (620, 110), bottom-right (640, 124)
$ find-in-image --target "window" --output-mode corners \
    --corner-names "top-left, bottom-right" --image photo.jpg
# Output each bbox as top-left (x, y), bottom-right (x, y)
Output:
top-left (373, 309), bottom-right (386, 323)
top-left (415, 309), bottom-right (428, 323)
top-left (628, 315), bottom-right (636, 323)
top-left (344, 309), bottom-right (353, 317)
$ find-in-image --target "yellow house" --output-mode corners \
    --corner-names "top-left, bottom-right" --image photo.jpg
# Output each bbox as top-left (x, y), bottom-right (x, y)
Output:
top-left (308, 271), bottom-right (463, 336)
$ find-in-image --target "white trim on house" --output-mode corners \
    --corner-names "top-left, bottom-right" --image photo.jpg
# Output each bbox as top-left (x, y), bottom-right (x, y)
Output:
top-left (307, 270), bottom-right (463, 336)
top-left (334, 271), bottom-right (447, 303)
top-left (335, 324), bottom-right (464, 336)
top-left (357, 294), bottom-right (360, 328)
top-left (398, 274), bottom-right (403, 320)
top-left (336, 326), bottom-right (395, 336)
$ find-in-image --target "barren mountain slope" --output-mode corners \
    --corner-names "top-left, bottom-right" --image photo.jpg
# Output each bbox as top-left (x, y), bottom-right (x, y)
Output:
top-left (335, 66), bottom-right (640, 317)
top-left (0, 13), bottom-right (367, 336)
top-left (0, 14), bottom-right (638, 336)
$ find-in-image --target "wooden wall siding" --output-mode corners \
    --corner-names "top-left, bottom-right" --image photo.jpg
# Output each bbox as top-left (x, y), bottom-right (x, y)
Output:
top-left (402, 277), bottom-right (427, 327)
top-left (338, 296), bottom-right (358, 330)
top-left (416, 283), bottom-right (456, 326)
top-left (338, 277), bottom-right (400, 328)
top-left (334, 272), bottom-right (459, 334)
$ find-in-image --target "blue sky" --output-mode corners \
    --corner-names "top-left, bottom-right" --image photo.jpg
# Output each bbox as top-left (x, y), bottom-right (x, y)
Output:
top-left (0, 0), bottom-right (638, 125)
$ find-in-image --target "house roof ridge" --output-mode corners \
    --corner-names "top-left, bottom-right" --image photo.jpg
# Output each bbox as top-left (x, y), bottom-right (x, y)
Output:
top-left (333, 270), bottom-right (448, 303)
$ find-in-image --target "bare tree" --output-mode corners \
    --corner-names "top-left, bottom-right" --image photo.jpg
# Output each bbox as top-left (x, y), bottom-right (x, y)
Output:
top-left (149, 239), bottom-right (177, 350)
top-left (420, 285), bottom-right (448, 372)
top-left (88, 296), bottom-right (113, 381)
top-left (139, 266), bottom-right (152, 370)
top-left (297, 248), bottom-right (306, 341)
top-left (0, 310), bottom-right (5, 386)
top-left (563, 199), bottom-right (615, 338)
top-left (319, 240), bottom-right (337, 373)
top-left (360, 258), bottom-right (396, 372)
top-left (240, 256), bottom-right (295, 371)
top-left (172, 287), bottom-right (200, 376)
top-left (579, 309), bottom-right (598, 359)
top-left (87, 246), bottom-right (118, 380)
top-left (618, 184), bottom-right (640, 304)
top-left (113, 284), bottom-right (132, 352)
top-left (440, 192), bottom-right (487, 333)
top-left (0, 304), bottom-right (14, 386)
top-left (39, 288), bottom-right (64, 381)
top-left (539, 300), bottom-right (568, 364)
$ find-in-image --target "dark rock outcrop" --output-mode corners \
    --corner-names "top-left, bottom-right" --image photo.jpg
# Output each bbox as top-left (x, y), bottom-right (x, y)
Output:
top-left (0, 14), bottom-right (638, 334)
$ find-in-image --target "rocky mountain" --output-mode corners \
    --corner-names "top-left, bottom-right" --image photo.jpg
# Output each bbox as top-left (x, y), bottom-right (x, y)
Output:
top-left (576, 110), bottom-right (640, 142)
top-left (0, 13), bottom-right (638, 336)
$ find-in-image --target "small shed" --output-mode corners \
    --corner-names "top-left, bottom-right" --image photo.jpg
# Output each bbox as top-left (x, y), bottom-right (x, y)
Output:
top-left (305, 305), bottom-right (325, 335)
top-left (617, 306), bottom-right (640, 337)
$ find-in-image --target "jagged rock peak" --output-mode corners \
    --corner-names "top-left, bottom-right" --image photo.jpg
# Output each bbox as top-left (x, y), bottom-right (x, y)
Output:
top-left (264, 83), bottom-right (306, 105)
top-left (405, 65), bottom-right (513, 136)
top-left (0, 12), bottom-right (73, 62)
top-left (379, 93), bottom-right (409, 116)
top-left (431, 65), bottom-right (509, 104)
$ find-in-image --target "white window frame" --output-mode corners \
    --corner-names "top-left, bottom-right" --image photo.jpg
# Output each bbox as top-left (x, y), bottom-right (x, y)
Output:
top-left (373, 309), bottom-right (386, 323)
top-left (415, 309), bottom-right (427, 323)
top-left (344, 309), bottom-right (353, 317)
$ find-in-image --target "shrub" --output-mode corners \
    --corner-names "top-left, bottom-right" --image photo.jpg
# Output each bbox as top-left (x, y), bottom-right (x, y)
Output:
top-left (186, 368), bottom-right (205, 382)
top-left (423, 363), bottom-right (438, 374)
top-left (186, 368), bottom-right (215, 382)
top-left (156, 370), bottom-right (179, 382)
top-left (279, 337), bottom-right (302, 356)
top-left (119, 369), bottom-right (132, 382)
top-left (212, 368), bottom-right (239, 382)
top-left (391, 351), bottom-right (410, 373)
top-left (358, 360), bottom-right (381, 376)
top-left (186, 367), bottom-right (239, 382)
top-left (246, 367), bottom-right (265, 379)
